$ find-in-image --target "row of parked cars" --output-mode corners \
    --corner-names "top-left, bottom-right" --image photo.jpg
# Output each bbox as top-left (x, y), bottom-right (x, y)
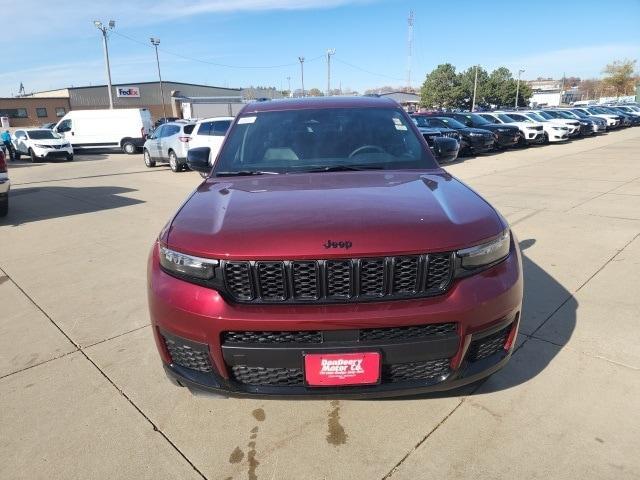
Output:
top-left (412, 104), bottom-right (640, 163)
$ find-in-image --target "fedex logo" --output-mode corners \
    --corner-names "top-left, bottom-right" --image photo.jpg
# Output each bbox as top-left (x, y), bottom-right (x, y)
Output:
top-left (116, 86), bottom-right (140, 98)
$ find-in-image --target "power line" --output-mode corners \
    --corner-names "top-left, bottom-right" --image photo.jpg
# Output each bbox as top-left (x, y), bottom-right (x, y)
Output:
top-left (112, 31), bottom-right (322, 69)
top-left (333, 58), bottom-right (404, 82)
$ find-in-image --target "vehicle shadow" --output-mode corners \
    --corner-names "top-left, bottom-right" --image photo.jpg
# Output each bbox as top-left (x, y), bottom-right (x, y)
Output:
top-left (0, 185), bottom-right (145, 226)
top-left (381, 238), bottom-right (577, 400)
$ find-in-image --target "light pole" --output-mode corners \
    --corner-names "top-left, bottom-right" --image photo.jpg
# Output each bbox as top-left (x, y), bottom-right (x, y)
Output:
top-left (326, 49), bottom-right (336, 96)
top-left (515, 69), bottom-right (525, 109)
top-left (150, 37), bottom-right (167, 119)
top-left (94, 20), bottom-right (115, 109)
top-left (298, 57), bottom-right (305, 97)
top-left (286, 76), bottom-right (291, 97)
top-left (471, 65), bottom-right (479, 112)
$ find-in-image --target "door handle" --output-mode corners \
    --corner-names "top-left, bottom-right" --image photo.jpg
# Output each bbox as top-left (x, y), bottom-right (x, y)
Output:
top-left (71, 131), bottom-right (74, 136)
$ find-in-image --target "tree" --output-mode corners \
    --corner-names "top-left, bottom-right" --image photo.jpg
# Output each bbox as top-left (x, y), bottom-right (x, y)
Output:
top-left (420, 63), bottom-right (461, 109)
top-left (307, 88), bottom-right (324, 97)
top-left (483, 67), bottom-right (531, 108)
top-left (457, 66), bottom-right (489, 110)
top-left (602, 59), bottom-right (637, 96)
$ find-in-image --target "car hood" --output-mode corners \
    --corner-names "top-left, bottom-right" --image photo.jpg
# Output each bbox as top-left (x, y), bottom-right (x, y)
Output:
top-left (457, 127), bottom-right (494, 135)
top-left (30, 138), bottom-right (69, 145)
top-left (166, 170), bottom-right (505, 260)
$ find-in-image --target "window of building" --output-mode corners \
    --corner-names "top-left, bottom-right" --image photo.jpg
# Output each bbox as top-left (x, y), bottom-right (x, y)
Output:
top-left (0, 108), bottom-right (28, 118)
top-left (55, 107), bottom-right (66, 117)
top-left (36, 107), bottom-right (48, 118)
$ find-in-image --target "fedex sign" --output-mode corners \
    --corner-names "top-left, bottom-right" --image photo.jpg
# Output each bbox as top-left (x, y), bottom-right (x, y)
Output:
top-left (116, 86), bottom-right (140, 98)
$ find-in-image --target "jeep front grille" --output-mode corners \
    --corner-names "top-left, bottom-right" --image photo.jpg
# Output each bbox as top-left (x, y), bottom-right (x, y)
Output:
top-left (222, 253), bottom-right (453, 304)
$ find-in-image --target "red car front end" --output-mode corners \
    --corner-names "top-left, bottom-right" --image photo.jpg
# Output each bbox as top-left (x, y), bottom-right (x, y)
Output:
top-left (147, 97), bottom-right (523, 398)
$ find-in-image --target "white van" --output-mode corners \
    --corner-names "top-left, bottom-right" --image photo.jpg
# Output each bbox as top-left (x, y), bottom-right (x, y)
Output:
top-left (53, 108), bottom-right (153, 154)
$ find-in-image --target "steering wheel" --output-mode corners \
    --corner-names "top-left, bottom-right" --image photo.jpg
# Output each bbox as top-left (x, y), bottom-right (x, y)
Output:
top-left (348, 145), bottom-right (386, 158)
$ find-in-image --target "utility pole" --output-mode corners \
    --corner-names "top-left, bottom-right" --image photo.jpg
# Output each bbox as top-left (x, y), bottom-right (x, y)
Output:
top-left (471, 65), bottom-right (479, 112)
top-left (515, 69), bottom-right (525, 109)
top-left (150, 37), bottom-right (167, 119)
top-left (94, 20), bottom-right (116, 109)
top-left (559, 72), bottom-right (565, 106)
top-left (407, 10), bottom-right (414, 89)
top-left (326, 49), bottom-right (336, 96)
top-left (298, 57), bottom-right (305, 97)
top-left (286, 76), bottom-right (291, 97)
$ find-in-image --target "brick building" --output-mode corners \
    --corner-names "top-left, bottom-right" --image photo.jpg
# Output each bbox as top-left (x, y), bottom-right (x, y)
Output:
top-left (1, 81), bottom-right (240, 127)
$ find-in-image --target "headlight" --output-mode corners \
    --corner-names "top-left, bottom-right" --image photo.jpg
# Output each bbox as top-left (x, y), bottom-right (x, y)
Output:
top-left (552, 126), bottom-right (563, 130)
top-left (468, 132), bottom-right (483, 137)
top-left (159, 246), bottom-right (218, 280)
top-left (580, 121), bottom-right (588, 126)
top-left (33, 143), bottom-right (49, 148)
top-left (456, 230), bottom-right (510, 272)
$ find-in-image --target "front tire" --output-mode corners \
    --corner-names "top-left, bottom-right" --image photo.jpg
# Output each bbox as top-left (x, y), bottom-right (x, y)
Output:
top-left (67, 154), bottom-right (74, 162)
top-left (14, 151), bottom-right (21, 160)
top-left (122, 141), bottom-right (137, 155)
top-left (169, 151), bottom-right (180, 172)
top-left (29, 148), bottom-right (38, 163)
top-left (0, 196), bottom-right (8, 217)
top-left (144, 149), bottom-right (156, 167)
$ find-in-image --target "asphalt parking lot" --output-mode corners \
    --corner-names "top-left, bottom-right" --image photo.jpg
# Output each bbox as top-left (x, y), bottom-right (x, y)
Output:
top-left (2, 129), bottom-right (640, 480)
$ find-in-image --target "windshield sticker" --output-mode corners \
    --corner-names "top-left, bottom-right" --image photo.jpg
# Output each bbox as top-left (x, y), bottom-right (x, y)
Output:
top-left (392, 118), bottom-right (403, 125)
top-left (238, 116), bottom-right (256, 124)
top-left (395, 125), bottom-right (407, 130)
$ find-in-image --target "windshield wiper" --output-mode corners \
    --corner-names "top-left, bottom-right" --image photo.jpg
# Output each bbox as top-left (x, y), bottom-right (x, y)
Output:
top-left (303, 165), bottom-right (385, 173)
top-left (215, 170), bottom-right (280, 177)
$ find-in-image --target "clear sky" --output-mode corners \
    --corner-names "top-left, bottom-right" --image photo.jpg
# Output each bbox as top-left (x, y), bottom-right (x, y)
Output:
top-left (2, 0), bottom-right (639, 96)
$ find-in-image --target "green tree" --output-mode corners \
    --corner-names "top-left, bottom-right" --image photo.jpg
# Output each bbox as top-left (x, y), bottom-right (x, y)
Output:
top-left (602, 59), bottom-right (638, 95)
top-left (420, 63), bottom-right (461, 109)
top-left (307, 88), bottom-right (324, 97)
top-left (484, 67), bottom-right (532, 108)
top-left (457, 66), bottom-right (489, 110)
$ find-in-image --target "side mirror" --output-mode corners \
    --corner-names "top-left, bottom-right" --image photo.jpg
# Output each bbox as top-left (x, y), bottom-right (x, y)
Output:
top-left (187, 147), bottom-right (211, 174)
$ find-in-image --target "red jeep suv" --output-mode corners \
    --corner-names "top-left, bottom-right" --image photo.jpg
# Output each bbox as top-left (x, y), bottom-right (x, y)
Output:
top-left (148, 96), bottom-right (523, 398)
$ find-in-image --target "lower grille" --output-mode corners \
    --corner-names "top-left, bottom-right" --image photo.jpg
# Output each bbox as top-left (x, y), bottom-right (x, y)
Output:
top-left (230, 359), bottom-right (451, 387)
top-left (467, 326), bottom-right (510, 361)
top-left (359, 322), bottom-right (456, 342)
top-left (231, 366), bottom-right (304, 386)
top-left (382, 359), bottom-right (450, 383)
top-left (223, 330), bottom-right (323, 344)
top-left (162, 334), bottom-right (213, 373)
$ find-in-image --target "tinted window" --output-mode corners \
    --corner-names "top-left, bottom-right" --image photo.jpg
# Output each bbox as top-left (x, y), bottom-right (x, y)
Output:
top-left (478, 114), bottom-right (499, 124)
top-left (163, 125), bottom-right (180, 137)
top-left (183, 124), bottom-right (196, 134)
top-left (197, 122), bottom-right (213, 135)
top-left (507, 113), bottom-right (528, 122)
top-left (212, 120), bottom-right (232, 136)
top-left (28, 130), bottom-right (60, 140)
top-left (215, 107), bottom-right (437, 174)
top-left (433, 117), bottom-right (466, 129)
top-left (496, 114), bottom-right (515, 123)
top-left (57, 119), bottom-right (72, 132)
top-left (36, 108), bottom-right (48, 118)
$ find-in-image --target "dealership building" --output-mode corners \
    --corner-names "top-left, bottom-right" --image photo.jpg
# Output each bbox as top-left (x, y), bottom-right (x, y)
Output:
top-left (0, 81), bottom-right (241, 127)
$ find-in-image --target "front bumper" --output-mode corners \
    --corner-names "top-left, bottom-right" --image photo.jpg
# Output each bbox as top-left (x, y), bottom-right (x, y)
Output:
top-left (494, 133), bottom-right (520, 148)
top-left (524, 131), bottom-right (545, 144)
top-left (0, 176), bottom-right (10, 195)
top-left (33, 148), bottom-right (73, 160)
top-left (465, 136), bottom-right (495, 153)
top-left (148, 240), bottom-right (523, 398)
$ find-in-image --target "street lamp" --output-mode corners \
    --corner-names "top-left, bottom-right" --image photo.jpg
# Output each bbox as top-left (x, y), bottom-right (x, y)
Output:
top-left (298, 57), bottom-right (305, 97)
top-left (326, 49), bottom-right (336, 96)
top-left (150, 37), bottom-right (167, 120)
top-left (515, 68), bottom-right (525, 109)
top-left (94, 20), bottom-right (116, 109)
top-left (471, 65), bottom-right (479, 112)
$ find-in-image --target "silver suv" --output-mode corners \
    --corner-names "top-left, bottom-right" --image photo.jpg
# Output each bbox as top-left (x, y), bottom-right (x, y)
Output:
top-left (143, 121), bottom-right (196, 172)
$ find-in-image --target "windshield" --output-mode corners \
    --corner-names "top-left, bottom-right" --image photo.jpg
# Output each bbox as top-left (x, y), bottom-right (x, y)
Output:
top-left (467, 114), bottom-right (492, 125)
top-left (525, 112), bottom-right (547, 122)
top-left (542, 110), bottom-right (562, 118)
top-left (560, 110), bottom-right (578, 119)
top-left (432, 117), bottom-right (466, 129)
top-left (495, 114), bottom-right (515, 123)
top-left (571, 109), bottom-right (589, 118)
top-left (588, 107), bottom-right (608, 114)
top-left (535, 111), bottom-right (553, 120)
top-left (412, 116), bottom-right (435, 128)
top-left (28, 130), bottom-right (61, 140)
top-left (214, 107), bottom-right (437, 175)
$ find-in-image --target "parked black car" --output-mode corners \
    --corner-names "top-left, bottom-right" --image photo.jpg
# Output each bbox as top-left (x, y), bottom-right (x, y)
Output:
top-left (541, 110), bottom-right (595, 136)
top-left (412, 115), bottom-right (495, 155)
top-left (436, 112), bottom-right (521, 148)
top-left (599, 106), bottom-right (640, 127)
top-left (418, 127), bottom-right (460, 163)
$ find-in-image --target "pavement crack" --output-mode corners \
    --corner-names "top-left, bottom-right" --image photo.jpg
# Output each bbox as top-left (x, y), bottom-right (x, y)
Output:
top-left (0, 266), bottom-right (209, 480)
top-left (381, 400), bottom-right (465, 479)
